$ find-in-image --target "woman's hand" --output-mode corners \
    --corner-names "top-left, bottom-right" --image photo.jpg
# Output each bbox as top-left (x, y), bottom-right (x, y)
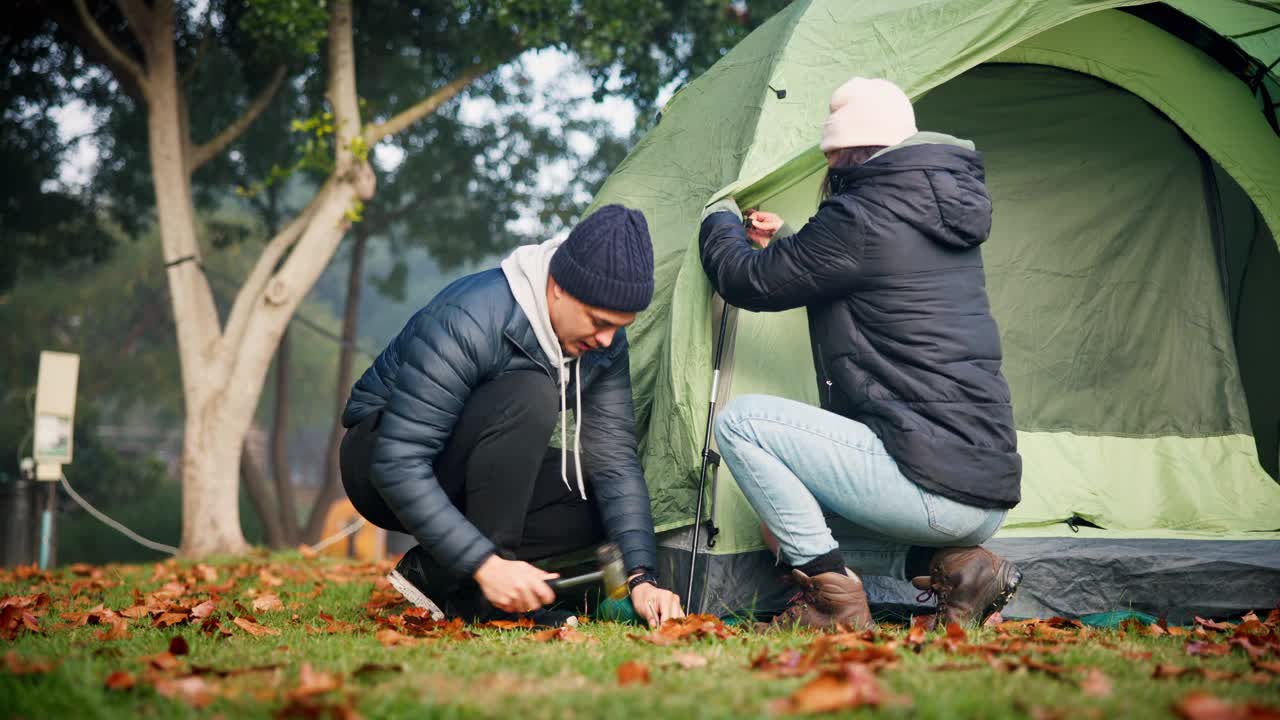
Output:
top-left (745, 210), bottom-right (784, 247)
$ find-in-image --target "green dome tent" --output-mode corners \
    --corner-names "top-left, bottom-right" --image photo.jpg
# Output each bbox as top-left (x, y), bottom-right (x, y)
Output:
top-left (589, 0), bottom-right (1280, 621)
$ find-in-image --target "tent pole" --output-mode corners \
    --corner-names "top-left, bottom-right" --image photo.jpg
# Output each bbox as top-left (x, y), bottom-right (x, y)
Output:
top-left (685, 299), bottom-right (733, 613)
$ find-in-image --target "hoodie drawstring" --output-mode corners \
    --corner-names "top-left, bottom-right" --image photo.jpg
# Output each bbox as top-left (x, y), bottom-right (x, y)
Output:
top-left (558, 360), bottom-right (587, 501)
top-left (574, 360), bottom-right (584, 500)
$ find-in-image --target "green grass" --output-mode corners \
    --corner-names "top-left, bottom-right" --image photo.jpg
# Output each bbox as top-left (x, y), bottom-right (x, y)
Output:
top-left (2, 555), bottom-right (1277, 719)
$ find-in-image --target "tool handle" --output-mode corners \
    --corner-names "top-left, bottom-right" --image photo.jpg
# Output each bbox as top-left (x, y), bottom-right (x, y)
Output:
top-left (547, 570), bottom-right (602, 591)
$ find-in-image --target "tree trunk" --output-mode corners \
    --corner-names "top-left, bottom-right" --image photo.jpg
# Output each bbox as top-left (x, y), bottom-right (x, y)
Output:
top-left (303, 223), bottom-right (369, 543)
top-left (74, 0), bottom-right (480, 558)
top-left (139, 2), bottom-right (249, 556)
top-left (240, 432), bottom-right (287, 547)
top-left (271, 325), bottom-right (301, 544)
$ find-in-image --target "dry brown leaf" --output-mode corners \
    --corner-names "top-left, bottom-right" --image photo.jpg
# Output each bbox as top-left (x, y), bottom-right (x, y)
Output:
top-left (145, 651), bottom-right (184, 672)
top-left (104, 670), bottom-right (136, 690)
top-left (4, 651), bottom-right (56, 675)
top-left (1195, 617), bottom-right (1236, 633)
top-left (288, 663), bottom-right (342, 700)
top-left (153, 612), bottom-right (189, 628)
top-left (1080, 668), bottom-right (1113, 697)
top-left (169, 636), bottom-right (190, 656)
top-left (94, 619), bottom-right (130, 641)
top-left (672, 653), bottom-right (708, 669)
top-left (119, 605), bottom-right (151, 620)
top-left (374, 628), bottom-right (419, 647)
top-left (1254, 660), bottom-right (1280, 675)
top-left (1186, 642), bottom-right (1233, 657)
top-left (1173, 692), bottom-right (1243, 720)
top-left (617, 660), bottom-right (651, 686)
top-left (233, 616), bottom-right (281, 637)
top-left (528, 626), bottom-right (592, 644)
top-left (905, 623), bottom-right (927, 649)
top-left (317, 612), bottom-right (359, 635)
top-left (771, 663), bottom-right (901, 715)
top-left (476, 617), bottom-right (536, 630)
top-left (253, 593), bottom-right (285, 613)
top-left (258, 569), bottom-right (285, 588)
top-left (153, 675), bottom-right (213, 708)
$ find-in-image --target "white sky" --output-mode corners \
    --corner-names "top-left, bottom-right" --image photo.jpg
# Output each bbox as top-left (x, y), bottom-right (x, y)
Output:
top-left (57, 49), bottom-right (648, 206)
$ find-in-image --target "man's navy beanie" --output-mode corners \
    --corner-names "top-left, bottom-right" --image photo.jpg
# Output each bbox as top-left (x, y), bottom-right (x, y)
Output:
top-left (549, 204), bottom-right (655, 313)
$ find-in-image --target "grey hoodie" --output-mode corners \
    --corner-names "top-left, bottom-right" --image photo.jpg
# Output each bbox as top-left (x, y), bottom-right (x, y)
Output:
top-left (500, 238), bottom-right (587, 500)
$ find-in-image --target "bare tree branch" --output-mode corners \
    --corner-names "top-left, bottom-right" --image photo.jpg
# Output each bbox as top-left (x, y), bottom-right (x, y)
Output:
top-left (179, 4), bottom-right (215, 86)
top-left (363, 60), bottom-right (497, 145)
top-left (115, 0), bottom-right (155, 44)
top-left (221, 180), bottom-right (334, 354)
top-left (73, 0), bottom-right (150, 101)
top-left (328, 0), bottom-right (362, 171)
top-left (190, 66), bottom-right (287, 171)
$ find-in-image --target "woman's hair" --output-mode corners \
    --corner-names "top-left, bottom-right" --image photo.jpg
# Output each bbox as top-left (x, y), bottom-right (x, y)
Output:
top-left (820, 145), bottom-right (888, 201)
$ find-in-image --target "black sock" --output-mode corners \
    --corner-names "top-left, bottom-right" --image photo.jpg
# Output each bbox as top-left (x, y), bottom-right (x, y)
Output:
top-left (794, 549), bottom-right (846, 577)
top-left (905, 546), bottom-right (935, 580)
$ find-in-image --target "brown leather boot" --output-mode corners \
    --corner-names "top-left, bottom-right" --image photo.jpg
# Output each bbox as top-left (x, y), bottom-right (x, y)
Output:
top-left (769, 569), bottom-right (874, 631)
top-left (911, 546), bottom-right (1021, 626)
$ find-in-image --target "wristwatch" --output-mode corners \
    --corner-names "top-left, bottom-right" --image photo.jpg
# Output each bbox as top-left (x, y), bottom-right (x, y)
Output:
top-left (627, 570), bottom-right (659, 593)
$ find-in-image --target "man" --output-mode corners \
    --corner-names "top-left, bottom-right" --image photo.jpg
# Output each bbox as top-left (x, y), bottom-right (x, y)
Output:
top-left (699, 78), bottom-right (1022, 629)
top-left (340, 204), bottom-right (684, 627)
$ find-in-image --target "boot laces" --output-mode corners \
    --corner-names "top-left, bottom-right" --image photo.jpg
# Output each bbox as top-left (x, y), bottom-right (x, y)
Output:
top-left (916, 575), bottom-right (950, 607)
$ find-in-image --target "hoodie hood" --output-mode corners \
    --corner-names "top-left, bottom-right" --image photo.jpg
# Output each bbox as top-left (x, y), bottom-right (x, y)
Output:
top-left (832, 131), bottom-right (993, 250)
top-left (501, 239), bottom-right (588, 500)
top-left (501, 238), bottom-right (564, 369)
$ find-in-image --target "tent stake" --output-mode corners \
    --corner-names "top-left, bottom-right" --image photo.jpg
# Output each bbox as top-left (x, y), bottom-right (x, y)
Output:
top-left (685, 299), bottom-right (733, 613)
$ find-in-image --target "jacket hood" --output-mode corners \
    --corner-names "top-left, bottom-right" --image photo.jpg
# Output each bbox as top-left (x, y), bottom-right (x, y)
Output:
top-left (831, 131), bottom-right (993, 250)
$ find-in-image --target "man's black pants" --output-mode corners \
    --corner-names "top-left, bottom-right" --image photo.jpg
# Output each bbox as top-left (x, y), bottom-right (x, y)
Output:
top-left (340, 370), bottom-right (606, 578)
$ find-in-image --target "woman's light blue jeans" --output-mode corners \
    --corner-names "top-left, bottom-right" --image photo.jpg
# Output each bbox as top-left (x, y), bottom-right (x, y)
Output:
top-left (714, 394), bottom-right (1007, 580)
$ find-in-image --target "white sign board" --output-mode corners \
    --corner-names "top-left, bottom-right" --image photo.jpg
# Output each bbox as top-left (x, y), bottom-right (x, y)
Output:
top-left (34, 351), bottom-right (80, 470)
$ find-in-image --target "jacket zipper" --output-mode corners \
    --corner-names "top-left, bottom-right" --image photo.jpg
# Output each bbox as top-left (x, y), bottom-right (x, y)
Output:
top-left (817, 343), bottom-right (834, 407)
top-left (504, 331), bottom-right (554, 381)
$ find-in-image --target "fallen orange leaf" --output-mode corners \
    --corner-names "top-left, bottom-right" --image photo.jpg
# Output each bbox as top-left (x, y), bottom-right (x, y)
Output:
top-left (4, 651), bottom-right (56, 675)
top-left (94, 619), bottom-right (130, 641)
top-left (671, 653), bottom-right (708, 669)
top-left (233, 616), bottom-right (281, 637)
top-left (252, 593), bottom-right (284, 613)
top-left (617, 660), bottom-right (650, 686)
top-left (1080, 668), bottom-right (1113, 698)
top-left (153, 675), bottom-right (213, 708)
top-left (104, 670), bottom-right (136, 690)
top-left (288, 663), bottom-right (342, 700)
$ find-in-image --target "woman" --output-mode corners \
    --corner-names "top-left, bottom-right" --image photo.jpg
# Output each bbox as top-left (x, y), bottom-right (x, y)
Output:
top-left (699, 77), bottom-right (1022, 629)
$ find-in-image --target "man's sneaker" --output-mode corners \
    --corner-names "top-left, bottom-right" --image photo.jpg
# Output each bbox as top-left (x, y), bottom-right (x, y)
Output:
top-left (911, 546), bottom-right (1021, 626)
top-left (387, 545), bottom-right (445, 620)
top-left (768, 568), bottom-right (874, 631)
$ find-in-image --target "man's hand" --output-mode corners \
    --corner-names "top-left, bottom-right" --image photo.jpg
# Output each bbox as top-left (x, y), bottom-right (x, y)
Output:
top-left (473, 555), bottom-right (558, 613)
top-left (630, 581), bottom-right (685, 628)
top-left (745, 210), bottom-right (784, 247)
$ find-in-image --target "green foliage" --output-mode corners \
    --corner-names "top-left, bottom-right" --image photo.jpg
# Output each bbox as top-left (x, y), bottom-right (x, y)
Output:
top-left (343, 199), bottom-right (364, 224)
top-left (0, 3), bottom-right (118, 291)
top-left (239, 0), bottom-right (329, 64)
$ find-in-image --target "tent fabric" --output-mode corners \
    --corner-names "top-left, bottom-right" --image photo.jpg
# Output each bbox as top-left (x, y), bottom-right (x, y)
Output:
top-left (582, 0), bottom-right (1280, 619)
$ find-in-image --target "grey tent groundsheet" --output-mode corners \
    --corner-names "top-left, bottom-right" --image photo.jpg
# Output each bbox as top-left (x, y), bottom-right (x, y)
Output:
top-left (659, 528), bottom-right (1280, 625)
